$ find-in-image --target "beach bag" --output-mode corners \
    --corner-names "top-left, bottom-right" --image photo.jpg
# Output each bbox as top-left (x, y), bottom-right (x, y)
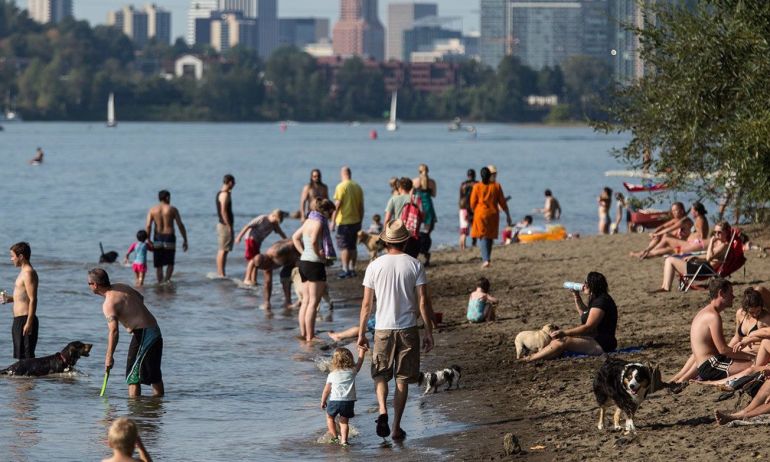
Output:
top-left (400, 195), bottom-right (423, 239)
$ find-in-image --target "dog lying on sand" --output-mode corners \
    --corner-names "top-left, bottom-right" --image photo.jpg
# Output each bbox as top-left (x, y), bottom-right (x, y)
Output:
top-left (291, 267), bottom-right (333, 309)
top-left (357, 230), bottom-right (384, 261)
top-left (1, 341), bottom-right (92, 376)
top-left (514, 324), bottom-right (559, 358)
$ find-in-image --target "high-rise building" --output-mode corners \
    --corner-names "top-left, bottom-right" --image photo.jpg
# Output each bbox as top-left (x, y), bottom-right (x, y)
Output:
top-left (27, 0), bottom-right (72, 24)
top-left (509, 1), bottom-right (584, 70)
top-left (332, 0), bottom-right (385, 61)
top-left (403, 25), bottom-right (462, 62)
top-left (187, 0), bottom-right (218, 45)
top-left (217, 0), bottom-right (277, 57)
top-left (279, 18), bottom-right (330, 48)
top-left (479, 0), bottom-right (510, 68)
top-left (387, 3), bottom-right (437, 61)
top-left (108, 5), bottom-right (171, 47)
top-left (210, 11), bottom-right (258, 52)
top-left (146, 4), bottom-right (172, 45)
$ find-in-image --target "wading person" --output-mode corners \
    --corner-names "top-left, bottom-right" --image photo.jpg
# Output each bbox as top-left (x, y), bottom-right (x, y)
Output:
top-left (357, 220), bottom-right (434, 440)
top-left (332, 166), bottom-right (364, 278)
top-left (216, 174), bottom-right (236, 277)
top-left (88, 268), bottom-right (164, 398)
top-left (145, 190), bottom-right (188, 284)
top-left (2, 242), bottom-right (39, 359)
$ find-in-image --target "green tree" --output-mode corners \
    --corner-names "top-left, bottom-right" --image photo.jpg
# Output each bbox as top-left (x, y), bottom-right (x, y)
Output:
top-left (594, 0), bottom-right (770, 216)
top-left (334, 57), bottom-right (386, 120)
top-left (562, 55), bottom-right (611, 120)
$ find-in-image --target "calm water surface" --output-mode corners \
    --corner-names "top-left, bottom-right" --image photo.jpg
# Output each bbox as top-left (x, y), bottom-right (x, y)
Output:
top-left (0, 122), bottom-right (638, 461)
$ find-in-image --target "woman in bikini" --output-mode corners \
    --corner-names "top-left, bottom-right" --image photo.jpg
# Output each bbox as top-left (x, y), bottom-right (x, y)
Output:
top-left (597, 187), bottom-right (612, 235)
top-left (641, 201), bottom-right (710, 258)
top-left (657, 221), bottom-right (732, 292)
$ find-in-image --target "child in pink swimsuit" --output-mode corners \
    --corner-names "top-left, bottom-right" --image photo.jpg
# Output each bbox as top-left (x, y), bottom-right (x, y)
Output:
top-left (124, 230), bottom-right (154, 287)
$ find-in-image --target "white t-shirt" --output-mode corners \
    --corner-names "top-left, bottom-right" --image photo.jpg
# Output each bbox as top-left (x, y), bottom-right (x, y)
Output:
top-left (326, 369), bottom-right (357, 401)
top-left (362, 253), bottom-right (427, 330)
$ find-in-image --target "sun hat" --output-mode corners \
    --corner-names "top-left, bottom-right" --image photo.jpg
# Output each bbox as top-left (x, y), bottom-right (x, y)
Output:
top-left (487, 164), bottom-right (498, 174)
top-left (380, 219), bottom-right (410, 244)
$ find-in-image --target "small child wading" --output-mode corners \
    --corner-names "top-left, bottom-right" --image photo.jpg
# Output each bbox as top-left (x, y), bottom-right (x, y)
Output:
top-left (467, 277), bottom-right (498, 323)
top-left (102, 417), bottom-right (152, 462)
top-left (124, 231), bottom-right (153, 287)
top-left (321, 347), bottom-right (365, 446)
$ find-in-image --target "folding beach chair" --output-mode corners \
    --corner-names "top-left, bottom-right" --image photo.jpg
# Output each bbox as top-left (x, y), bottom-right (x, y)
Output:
top-left (678, 230), bottom-right (746, 292)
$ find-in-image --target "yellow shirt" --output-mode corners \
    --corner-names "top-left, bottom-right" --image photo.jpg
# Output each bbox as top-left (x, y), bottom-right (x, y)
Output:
top-left (334, 180), bottom-right (364, 225)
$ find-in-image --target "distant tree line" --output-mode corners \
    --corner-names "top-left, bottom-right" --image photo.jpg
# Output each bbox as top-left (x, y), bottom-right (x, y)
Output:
top-left (0, 1), bottom-right (612, 122)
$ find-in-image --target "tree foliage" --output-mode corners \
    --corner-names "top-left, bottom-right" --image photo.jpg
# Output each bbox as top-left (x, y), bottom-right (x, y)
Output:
top-left (594, 0), bottom-right (770, 217)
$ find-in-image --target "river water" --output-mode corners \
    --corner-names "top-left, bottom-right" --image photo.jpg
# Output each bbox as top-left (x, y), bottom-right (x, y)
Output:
top-left (0, 122), bottom-right (638, 461)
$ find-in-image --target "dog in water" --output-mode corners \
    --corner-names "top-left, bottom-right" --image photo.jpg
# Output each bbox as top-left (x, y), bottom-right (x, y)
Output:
top-left (418, 365), bottom-right (462, 395)
top-left (290, 267), bottom-right (333, 309)
top-left (356, 230), bottom-right (384, 261)
top-left (0, 341), bottom-right (93, 376)
top-left (99, 242), bottom-right (118, 263)
top-left (514, 324), bottom-right (559, 359)
top-left (593, 357), bottom-right (664, 434)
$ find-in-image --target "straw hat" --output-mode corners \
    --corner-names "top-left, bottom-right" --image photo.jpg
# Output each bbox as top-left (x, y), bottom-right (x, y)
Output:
top-left (487, 164), bottom-right (498, 174)
top-left (380, 219), bottom-right (410, 244)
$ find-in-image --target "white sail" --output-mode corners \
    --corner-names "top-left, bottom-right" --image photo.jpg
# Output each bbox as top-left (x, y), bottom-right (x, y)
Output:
top-left (107, 93), bottom-right (116, 127)
top-left (386, 91), bottom-right (398, 132)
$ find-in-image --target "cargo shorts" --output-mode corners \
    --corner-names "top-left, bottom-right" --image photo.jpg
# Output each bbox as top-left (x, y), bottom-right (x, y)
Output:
top-left (371, 326), bottom-right (420, 383)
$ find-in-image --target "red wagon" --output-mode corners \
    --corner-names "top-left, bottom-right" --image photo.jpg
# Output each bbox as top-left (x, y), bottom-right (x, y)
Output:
top-left (629, 210), bottom-right (670, 233)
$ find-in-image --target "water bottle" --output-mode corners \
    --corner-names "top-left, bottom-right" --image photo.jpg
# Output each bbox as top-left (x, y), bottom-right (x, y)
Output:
top-left (0, 290), bottom-right (6, 304)
top-left (563, 281), bottom-right (584, 291)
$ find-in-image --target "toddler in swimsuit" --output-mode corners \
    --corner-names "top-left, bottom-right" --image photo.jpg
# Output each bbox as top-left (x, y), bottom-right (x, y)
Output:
top-left (467, 277), bottom-right (498, 323)
top-left (124, 230), bottom-right (154, 287)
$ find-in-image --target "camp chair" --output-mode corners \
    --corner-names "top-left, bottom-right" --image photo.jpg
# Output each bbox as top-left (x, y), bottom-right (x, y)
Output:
top-left (678, 230), bottom-right (746, 292)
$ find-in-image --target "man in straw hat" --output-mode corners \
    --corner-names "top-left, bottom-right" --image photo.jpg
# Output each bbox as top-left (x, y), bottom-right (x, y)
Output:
top-left (357, 219), bottom-right (435, 440)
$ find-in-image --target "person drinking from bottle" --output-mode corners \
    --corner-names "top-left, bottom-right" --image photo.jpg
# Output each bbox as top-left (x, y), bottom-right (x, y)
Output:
top-left (87, 268), bottom-right (164, 398)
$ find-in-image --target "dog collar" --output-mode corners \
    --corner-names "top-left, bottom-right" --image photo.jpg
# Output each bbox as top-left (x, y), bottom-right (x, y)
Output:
top-left (58, 352), bottom-right (70, 367)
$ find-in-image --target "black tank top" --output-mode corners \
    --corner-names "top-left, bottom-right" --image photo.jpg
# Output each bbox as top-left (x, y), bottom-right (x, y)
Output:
top-left (216, 191), bottom-right (233, 225)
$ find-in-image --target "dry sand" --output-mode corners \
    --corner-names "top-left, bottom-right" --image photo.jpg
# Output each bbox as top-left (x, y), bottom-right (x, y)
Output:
top-left (332, 226), bottom-right (770, 461)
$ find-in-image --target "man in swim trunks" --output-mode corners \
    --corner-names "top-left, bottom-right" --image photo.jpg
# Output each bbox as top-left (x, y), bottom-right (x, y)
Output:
top-left (2, 242), bottom-right (39, 359)
top-left (88, 268), bottom-right (164, 397)
top-left (689, 278), bottom-right (752, 382)
top-left (146, 189), bottom-right (189, 284)
top-left (216, 174), bottom-right (236, 277)
top-left (332, 166), bottom-right (364, 279)
top-left (251, 239), bottom-right (300, 310)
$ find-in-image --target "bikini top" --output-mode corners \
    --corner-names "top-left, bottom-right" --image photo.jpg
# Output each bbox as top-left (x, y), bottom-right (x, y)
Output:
top-left (738, 312), bottom-right (760, 338)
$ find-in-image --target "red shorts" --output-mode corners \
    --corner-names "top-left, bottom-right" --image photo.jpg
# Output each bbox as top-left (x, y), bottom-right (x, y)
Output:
top-left (245, 238), bottom-right (260, 260)
top-left (132, 263), bottom-right (147, 274)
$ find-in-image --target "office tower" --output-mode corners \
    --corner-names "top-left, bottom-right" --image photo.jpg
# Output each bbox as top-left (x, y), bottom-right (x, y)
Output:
top-left (332, 0), bottom-right (385, 61)
top-left (187, 0), bottom-right (218, 45)
top-left (146, 4), bottom-right (172, 45)
top-left (210, 11), bottom-right (258, 52)
top-left (279, 18), bottom-right (330, 48)
top-left (508, 0), bottom-right (584, 70)
top-left (27, 0), bottom-right (72, 24)
top-left (480, 0), bottom-right (510, 68)
top-left (218, 0), bottom-right (277, 57)
top-left (387, 2), bottom-right (437, 61)
top-left (107, 6), bottom-right (149, 47)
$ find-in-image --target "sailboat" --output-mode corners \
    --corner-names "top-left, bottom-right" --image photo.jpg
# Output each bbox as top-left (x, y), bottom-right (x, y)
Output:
top-left (386, 91), bottom-right (398, 132)
top-left (3, 90), bottom-right (21, 122)
top-left (106, 92), bottom-right (117, 127)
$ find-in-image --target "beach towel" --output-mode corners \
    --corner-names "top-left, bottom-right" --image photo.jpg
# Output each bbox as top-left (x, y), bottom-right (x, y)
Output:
top-left (726, 415), bottom-right (770, 427)
top-left (308, 211), bottom-right (336, 261)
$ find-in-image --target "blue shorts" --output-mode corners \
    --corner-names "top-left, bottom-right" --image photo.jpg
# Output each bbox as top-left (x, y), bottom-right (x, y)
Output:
top-left (327, 400), bottom-right (355, 419)
top-left (336, 223), bottom-right (361, 251)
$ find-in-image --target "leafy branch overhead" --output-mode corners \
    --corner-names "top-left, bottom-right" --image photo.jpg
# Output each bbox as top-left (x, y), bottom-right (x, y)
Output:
top-left (594, 0), bottom-right (770, 211)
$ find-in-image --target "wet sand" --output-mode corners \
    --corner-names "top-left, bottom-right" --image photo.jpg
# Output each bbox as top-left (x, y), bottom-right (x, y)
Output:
top-left (331, 227), bottom-right (770, 460)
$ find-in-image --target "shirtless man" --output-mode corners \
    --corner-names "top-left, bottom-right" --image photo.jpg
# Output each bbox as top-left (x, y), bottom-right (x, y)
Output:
top-left (146, 190), bottom-right (188, 283)
top-left (88, 268), bottom-right (164, 398)
top-left (251, 239), bottom-right (300, 310)
top-left (216, 174), bottom-right (236, 277)
top-left (299, 169), bottom-right (329, 220)
top-left (537, 189), bottom-right (561, 222)
top-left (2, 242), bottom-right (39, 359)
top-left (675, 279), bottom-right (752, 386)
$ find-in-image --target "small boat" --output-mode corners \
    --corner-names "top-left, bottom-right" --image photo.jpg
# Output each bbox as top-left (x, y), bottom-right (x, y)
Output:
top-left (604, 170), bottom-right (657, 179)
top-left (107, 92), bottom-right (117, 127)
top-left (623, 181), bottom-right (667, 192)
top-left (386, 91), bottom-right (398, 132)
top-left (448, 117), bottom-right (462, 131)
top-left (629, 209), bottom-right (670, 232)
top-left (2, 91), bottom-right (22, 122)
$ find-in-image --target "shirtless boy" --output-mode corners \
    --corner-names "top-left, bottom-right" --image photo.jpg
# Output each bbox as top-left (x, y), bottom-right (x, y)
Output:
top-left (680, 279), bottom-right (752, 384)
top-left (146, 190), bottom-right (188, 283)
top-left (2, 242), bottom-right (39, 359)
top-left (88, 268), bottom-right (164, 398)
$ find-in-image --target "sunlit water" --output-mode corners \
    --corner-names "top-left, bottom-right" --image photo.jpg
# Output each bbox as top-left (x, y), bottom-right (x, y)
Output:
top-left (0, 122), bottom-right (647, 460)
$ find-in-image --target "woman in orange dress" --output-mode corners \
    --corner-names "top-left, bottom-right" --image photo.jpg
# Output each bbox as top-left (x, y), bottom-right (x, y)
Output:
top-left (470, 166), bottom-right (512, 268)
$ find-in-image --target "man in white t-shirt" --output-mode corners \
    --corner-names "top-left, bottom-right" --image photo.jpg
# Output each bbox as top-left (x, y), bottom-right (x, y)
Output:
top-left (357, 219), bottom-right (435, 441)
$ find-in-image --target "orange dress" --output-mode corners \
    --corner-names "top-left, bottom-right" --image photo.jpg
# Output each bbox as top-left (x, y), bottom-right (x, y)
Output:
top-left (470, 182), bottom-right (508, 239)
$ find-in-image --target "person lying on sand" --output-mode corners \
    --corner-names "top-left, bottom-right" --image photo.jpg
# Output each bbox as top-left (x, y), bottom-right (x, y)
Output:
top-left (521, 272), bottom-right (616, 361)
top-left (629, 202), bottom-right (692, 259)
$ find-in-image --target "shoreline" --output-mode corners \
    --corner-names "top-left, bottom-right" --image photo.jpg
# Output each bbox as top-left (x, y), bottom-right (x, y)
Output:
top-left (330, 228), bottom-right (770, 460)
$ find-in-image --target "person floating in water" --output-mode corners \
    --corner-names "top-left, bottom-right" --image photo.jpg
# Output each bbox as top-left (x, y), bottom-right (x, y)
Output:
top-left (29, 147), bottom-right (44, 164)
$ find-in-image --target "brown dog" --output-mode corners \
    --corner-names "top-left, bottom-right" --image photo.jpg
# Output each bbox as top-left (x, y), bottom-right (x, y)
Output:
top-left (357, 230), bottom-right (384, 261)
top-left (514, 324), bottom-right (559, 359)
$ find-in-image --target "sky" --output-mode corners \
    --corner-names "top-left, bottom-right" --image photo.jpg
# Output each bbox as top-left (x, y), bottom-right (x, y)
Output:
top-left (73, 0), bottom-right (480, 41)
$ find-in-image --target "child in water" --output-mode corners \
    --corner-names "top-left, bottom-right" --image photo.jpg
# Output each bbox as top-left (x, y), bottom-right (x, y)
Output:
top-left (467, 277), bottom-right (498, 323)
top-left (124, 230), bottom-right (153, 287)
top-left (321, 347), bottom-right (365, 446)
top-left (367, 214), bottom-right (383, 235)
top-left (102, 417), bottom-right (152, 462)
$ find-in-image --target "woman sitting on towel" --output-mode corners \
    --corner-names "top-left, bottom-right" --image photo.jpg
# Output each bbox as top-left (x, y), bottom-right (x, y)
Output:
top-left (523, 272), bottom-right (617, 361)
top-left (657, 221), bottom-right (732, 292)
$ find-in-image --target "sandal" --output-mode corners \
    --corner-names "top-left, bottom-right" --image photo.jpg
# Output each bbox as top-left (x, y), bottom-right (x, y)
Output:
top-left (375, 414), bottom-right (390, 438)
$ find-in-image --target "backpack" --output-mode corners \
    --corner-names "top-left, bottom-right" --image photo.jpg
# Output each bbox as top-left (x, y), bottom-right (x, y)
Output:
top-left (400, 194), bottom-right (423, 239)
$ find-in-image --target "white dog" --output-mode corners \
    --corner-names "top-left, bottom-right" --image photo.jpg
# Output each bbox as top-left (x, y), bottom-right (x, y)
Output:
top-left (515, 324), bottom-right (559, 359)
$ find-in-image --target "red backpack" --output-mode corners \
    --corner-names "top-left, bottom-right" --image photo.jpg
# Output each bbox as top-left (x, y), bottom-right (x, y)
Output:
top-left (400, 194), bottom-right (423, 239)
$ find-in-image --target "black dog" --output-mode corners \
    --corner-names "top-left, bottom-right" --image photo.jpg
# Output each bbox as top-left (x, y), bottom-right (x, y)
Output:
top-left (0, 341), bottom-right (93, 376)
top-left (99, 242), bottom-right (118, 263)
top-left (593, 357), bottom-right (663, 434)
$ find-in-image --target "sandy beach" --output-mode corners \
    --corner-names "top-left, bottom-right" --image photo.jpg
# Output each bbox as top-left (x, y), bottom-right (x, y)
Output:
top-left (331, 227), bottom-right (770, 461)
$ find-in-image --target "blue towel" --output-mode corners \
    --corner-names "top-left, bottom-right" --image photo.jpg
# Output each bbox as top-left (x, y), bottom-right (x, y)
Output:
top-left (561, 346), bottom-right (644, 359)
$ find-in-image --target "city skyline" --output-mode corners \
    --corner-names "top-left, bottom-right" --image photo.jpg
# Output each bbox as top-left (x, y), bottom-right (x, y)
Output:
top-left (73, 0), bottom-right (479, 44)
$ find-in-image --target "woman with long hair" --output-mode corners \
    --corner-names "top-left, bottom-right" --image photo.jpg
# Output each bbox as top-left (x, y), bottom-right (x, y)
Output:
top-left (412, 164), bottom-right (437, 266)
top-left (470, 166), bottom-right (512, 268)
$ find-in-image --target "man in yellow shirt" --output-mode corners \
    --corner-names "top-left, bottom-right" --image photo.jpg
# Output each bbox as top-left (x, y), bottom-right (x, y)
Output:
top-left (332, 166), bottom-right (364, 278)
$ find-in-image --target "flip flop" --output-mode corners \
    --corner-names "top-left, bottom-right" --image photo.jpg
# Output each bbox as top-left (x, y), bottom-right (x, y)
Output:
top-left (375, 414), bottom-right (390, 438)
top-left (392, 429), bottom-right (407, 440)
